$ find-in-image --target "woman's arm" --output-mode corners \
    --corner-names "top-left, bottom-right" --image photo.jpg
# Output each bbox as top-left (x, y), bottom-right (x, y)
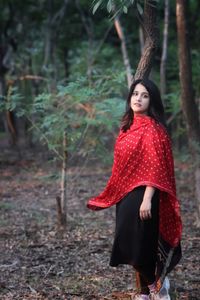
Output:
top-left (139, 186), bottom-right (156, 220)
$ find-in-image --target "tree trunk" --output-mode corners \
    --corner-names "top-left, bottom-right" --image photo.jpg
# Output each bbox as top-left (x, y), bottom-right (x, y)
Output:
top-left (160, 0), bottom-right (169, 98)
top-left (176, 0), bottom-right (200, 226)
top-left (43, 0), bottom-right (69, 81)
top-left (134, 0), bottom-right (158, 80)
top-left (139, 26), bottom-right (145, 55)
top-left (43, 0), bottom-right (54, 68)
top-left (195, 169), bottom-right (200, 226)
top-left (75, 0), bottom-right (94, 84)
top-left (176, 0), bottom-right (200, 142)
top-left (60, 131), bottom-right (68, 226)
top-left (114, 16), bottom-right (132, 88)
top-left (0, 80), bottom-right (12, 146)
top-left (0, 46), bottom-right (16, 146)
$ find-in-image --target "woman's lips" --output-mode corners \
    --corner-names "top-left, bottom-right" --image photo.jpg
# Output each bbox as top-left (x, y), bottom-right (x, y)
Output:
top-left (134, 103), bottom-right (142, 107)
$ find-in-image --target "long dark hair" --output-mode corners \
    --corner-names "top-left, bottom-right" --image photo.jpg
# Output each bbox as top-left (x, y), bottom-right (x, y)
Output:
top-left (121, 78), bottom-right (166, 132)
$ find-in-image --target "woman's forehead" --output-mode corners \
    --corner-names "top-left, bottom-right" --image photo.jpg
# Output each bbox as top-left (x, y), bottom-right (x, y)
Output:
top-left (134, 83), bottom-right (149, 93)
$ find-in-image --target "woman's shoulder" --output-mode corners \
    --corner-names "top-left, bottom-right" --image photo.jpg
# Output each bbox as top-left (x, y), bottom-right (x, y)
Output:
top-left (147, 118), bottom-right (170, 142)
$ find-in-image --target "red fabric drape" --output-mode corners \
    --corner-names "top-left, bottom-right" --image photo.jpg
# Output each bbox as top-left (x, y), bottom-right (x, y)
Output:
top-left (87, 114), bottom-right (182, 247)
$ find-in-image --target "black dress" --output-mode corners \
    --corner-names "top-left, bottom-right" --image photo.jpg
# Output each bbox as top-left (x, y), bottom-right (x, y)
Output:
top-left (110, 185), bottom-right (159, 280)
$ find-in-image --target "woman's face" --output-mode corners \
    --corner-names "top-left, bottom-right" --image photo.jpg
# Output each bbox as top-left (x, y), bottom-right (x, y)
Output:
top-left (130, 83), bottom-right (150, 115)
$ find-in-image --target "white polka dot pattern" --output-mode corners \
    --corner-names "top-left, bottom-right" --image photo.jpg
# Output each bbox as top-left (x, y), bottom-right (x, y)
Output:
top-left (87, 115), bottom-right (182, 247)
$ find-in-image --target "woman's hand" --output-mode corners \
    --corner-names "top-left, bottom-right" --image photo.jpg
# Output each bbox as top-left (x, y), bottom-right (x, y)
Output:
top-left (139, 198), bottom-right (152, 220)
top-left (139, 186), bottom-right (155, 220)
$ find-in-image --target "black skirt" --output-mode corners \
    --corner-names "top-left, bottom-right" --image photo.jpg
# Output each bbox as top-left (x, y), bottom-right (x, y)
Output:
top-left (110, 186), bottom-right (159, 268)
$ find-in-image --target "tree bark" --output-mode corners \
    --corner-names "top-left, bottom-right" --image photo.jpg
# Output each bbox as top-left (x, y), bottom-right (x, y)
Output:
top-left (139, 26), bottom-right (145, 55)
top-left (195, 169), bottom-right (200, 226)
top-left (134, 0), bottom-right (158, 80)
top-left (176, 0), bottom-right (200, 226)
top-left (43, 0), bottom-right (69, 78)
top-left (60, 131), bottom-right (68, 226)
top-left (114, 15), bottom-right (132, 88)
top-left (0, 44), bottom-right (16, 145)
top-left (176, 0), bottom-right (200, 142)
top-left (75, 0), bottom-right (94, 83)
top-left (160, 0), bottom-right (169, 98)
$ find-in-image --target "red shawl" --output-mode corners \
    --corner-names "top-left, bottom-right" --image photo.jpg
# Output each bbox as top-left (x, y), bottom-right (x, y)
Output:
top-left (87, 114), bottom-right (182, 248)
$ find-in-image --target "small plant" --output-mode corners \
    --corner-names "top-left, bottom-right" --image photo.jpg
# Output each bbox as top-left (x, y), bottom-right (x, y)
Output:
top-left (1, 75), bottom-right (126, 227)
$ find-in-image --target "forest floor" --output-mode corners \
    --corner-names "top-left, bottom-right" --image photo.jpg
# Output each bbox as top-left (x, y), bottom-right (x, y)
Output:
top-left (0, 150), bottom-right (199, 300)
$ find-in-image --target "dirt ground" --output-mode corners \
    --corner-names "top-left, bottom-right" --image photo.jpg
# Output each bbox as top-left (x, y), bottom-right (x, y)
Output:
top-left (0, 153), bottom-right (199, 300)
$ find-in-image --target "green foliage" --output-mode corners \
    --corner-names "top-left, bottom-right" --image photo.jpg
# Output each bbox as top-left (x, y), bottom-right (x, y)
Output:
top-left (31, 76), bottom-right (125, 162)
top-left (92, 0), bottom-right (137, 15)
top-left (1, 0), bottom-right (199, 164)
top-left (1, 75), bottom-right (126, 163)
top-left (93, 0), bottom-right (104, 14)
top-left (68, 41), bottom-right (126, 85)
top-left (0, 87), bottom-right (26, 116)
top-left (91, 0), bottom-right (158, 15)
top-left (164, 91), bottom-right (180, 115)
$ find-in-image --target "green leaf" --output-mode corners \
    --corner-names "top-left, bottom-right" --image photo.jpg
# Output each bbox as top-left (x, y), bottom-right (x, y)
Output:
top-left (107, 0), bottom-right (113, 13)
top-left (92, 0), bottom-right (103, 14)
top-left (137, 2), bottom-right (143, 15)
top-left (16, 109), bottom-right (26, 117)
top-left (0, 101), bottom-right (6, 111)
top-left (123, 6), bottom-right (128, 13)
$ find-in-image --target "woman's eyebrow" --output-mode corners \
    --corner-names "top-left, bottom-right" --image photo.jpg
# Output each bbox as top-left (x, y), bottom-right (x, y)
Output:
top-left (133, 90), bottom-right (149, 95)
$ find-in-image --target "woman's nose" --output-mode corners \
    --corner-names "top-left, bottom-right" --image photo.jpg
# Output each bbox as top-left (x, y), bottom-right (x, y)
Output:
top-left (136, 95), bottom-right (142, 102)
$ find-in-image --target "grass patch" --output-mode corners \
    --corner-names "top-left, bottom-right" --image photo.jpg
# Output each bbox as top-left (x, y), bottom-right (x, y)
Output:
top-left (0, 202), bottom-right (15, 211)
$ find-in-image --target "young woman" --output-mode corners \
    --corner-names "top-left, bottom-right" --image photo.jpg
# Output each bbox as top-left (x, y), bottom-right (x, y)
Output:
top-left (87, 79), bottom-right (182, 300)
